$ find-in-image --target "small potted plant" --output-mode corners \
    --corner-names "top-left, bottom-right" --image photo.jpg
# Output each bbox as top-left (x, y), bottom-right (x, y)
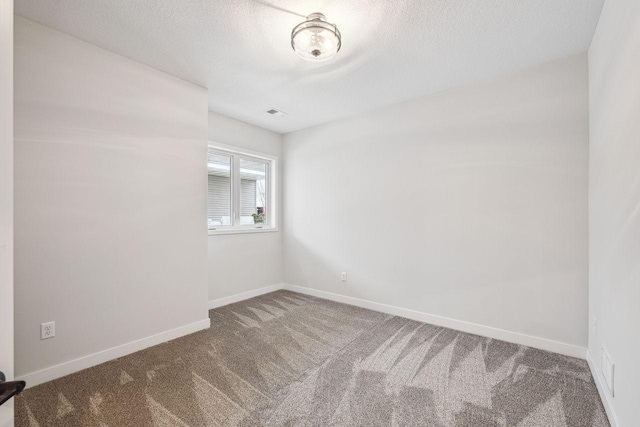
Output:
top-left (252, 212), bottom-right (266, 228)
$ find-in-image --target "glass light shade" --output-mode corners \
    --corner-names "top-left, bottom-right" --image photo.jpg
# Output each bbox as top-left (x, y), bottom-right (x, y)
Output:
top-left (291, 13), bottom-right (341, 62)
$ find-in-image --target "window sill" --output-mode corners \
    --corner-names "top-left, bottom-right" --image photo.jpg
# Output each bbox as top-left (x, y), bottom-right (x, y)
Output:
top-left (208, 227), bottom-right (278, 236)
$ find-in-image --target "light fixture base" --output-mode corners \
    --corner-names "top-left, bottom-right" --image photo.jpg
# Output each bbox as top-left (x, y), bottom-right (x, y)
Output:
top-left (306, 12), bottom-right (327, 21)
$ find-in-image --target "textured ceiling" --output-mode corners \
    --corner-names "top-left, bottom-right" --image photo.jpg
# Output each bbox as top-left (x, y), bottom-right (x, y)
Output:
top-left (16, 0), bottom-right (604, 134)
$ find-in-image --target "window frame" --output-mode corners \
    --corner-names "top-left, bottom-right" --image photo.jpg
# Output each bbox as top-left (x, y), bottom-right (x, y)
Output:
top-left (207, 142), bottom-right (278, 235)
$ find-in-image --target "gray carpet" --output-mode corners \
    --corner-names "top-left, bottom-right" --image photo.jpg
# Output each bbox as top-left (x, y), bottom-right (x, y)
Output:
top-left (16, 290), bottom-right (609, 426)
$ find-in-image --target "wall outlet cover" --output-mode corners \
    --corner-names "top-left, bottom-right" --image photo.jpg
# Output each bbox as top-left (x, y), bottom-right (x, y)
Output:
top-left (41, 321), bottom-right (55, 340)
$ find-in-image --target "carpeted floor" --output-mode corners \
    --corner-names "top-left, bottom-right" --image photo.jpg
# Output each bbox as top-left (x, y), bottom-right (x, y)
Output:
top-left (16, 290), bottom-right (609, 426)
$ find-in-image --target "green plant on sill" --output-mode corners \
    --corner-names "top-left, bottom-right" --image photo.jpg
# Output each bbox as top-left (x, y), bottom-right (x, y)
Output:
top-left (252, 213), bottom-right (266, 224)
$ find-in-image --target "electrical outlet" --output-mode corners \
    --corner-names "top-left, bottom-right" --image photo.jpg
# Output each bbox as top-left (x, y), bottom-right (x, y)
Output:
top-left (341, 272), bottom-right (347, 282)
top-left (41, 321), bottom-right (55, 340)
top-left (601, 346), bottom-right (614, 397)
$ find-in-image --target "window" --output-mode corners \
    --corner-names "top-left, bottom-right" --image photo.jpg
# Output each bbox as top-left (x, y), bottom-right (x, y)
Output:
top-left (207, 144), bottom-right (277, 233)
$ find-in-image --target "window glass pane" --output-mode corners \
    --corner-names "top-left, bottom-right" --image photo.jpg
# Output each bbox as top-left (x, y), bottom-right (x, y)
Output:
top-left (207, 151), bottom-right (232, 229)
top-left (240, 157), bottom-right (268, 226)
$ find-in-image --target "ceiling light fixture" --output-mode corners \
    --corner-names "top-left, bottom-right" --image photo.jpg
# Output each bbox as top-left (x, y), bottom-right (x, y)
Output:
top-left (291, 13), bottom-right (341, 62)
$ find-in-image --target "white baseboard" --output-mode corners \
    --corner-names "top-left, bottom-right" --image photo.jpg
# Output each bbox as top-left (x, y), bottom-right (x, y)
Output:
top-left (283, 284), bottom-right (587, 359)
top-left (586, 350), bottom-right (618, 427)
top-left (17, 318), bottom-right (211, 388)
top-left (208, 284), bottom-right (285, 310)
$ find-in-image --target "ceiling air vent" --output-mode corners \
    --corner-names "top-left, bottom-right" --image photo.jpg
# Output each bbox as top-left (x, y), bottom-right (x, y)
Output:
top-left (266, 108), bottom-right (287, 117)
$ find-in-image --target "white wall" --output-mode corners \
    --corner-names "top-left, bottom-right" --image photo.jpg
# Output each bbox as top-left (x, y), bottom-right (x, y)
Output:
top-left (207, 112), bottom-right (283, 303)
top-left (0, 1), bottom-right (13, 426)
top-left (14, 17), bottom-right (209, 381)
top-left (588, 0), bottom-right (640, 425)
top-left (284, 54), bottom-right (589, 351)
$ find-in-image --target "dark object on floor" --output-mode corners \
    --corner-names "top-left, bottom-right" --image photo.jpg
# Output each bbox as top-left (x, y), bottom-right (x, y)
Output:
top-left (0, 370), bottom-right (26, 407)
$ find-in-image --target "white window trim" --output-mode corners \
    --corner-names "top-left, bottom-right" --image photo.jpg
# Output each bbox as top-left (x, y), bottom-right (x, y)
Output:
top-left (207, 142), bottom-right (278, 235)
